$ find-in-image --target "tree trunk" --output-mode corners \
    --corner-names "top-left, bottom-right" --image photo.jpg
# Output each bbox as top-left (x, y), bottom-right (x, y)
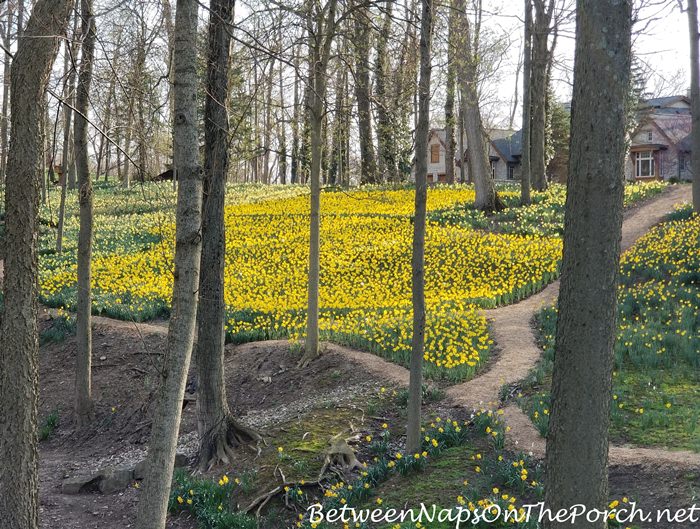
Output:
top-left (73, 0), bottom-right (96, 427)
top-left (530, 0), bottom-right (554, 191)
top-left (291, 43), bottom-right (300, 184)
top-left (0, 2), bottom-right (13, 184)
top-left (62, 5), bottom-right (79, 191)
top-left (444, 0), bottom-right (456, 185)
top-left (196, 0), bottom-right (260, 471)
top-left (544, 2), bottom-right (632, 528)
top-left (689, 0), bottom-right (700, 213)
top-left (0, 3), bottom-right (72, 527)
top-left (352, 0), bottom-right (376, 185)
top-left (521, 0), bottom-right (533, 204)
top-left (135, 1), bottom-right (202, 527)
top-left (375, 0), bottom-right (395, 183)
top-left (407, 0), bottom-right (433, 455)
top-left (455, 0), bottom-right (503, 212)
top-left (277, 45), bottom-right (287, 184)
top-left (300, 0), bottom-right (337, 366)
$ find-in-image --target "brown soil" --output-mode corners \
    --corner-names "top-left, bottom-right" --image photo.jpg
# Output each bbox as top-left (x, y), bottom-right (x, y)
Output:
top-left (35, 318), bottom-right (400, 529)
top-left (1, 184), bottom-right (695, 528)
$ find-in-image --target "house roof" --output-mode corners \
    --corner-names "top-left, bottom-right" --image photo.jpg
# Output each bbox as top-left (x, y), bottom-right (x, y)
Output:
top-left (638, 95), bottom-right (691, 116)
top-left (640, 95), bottom-right (690, 109)
top-left (491, 129), bottom-right (523, 163)
top-left (650, 114), bottom-right (692, 145)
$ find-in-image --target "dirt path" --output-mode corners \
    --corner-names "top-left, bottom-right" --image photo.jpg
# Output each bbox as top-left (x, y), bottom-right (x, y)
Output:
top-left (1, 185), bottom-right (696, 470)
top-left (465, 185), bottom-right (699, 467)
top-left (446, 184), bottom-right (691, 411)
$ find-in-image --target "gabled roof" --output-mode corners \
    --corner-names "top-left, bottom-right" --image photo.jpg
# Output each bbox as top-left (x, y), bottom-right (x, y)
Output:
top-left (640, 95), bottom-right (690, 109)
top-left (491, 129), bottom-right (523, 163)
top-left (649, 114), bottom-right (692, 145)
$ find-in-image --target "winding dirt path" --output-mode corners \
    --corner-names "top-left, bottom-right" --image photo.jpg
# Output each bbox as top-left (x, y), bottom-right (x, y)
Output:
top-left (0, 185), bottom-right (695, 468)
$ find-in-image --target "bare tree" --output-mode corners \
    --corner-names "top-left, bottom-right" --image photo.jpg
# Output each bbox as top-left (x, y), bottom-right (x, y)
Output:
top-left (196, 0), bottom-right (261, 470)
top-left (135, 0), bottom-right (202, 527)
top-left (521, 0), bottom-right (533, 205)
top-left (0, 2), bottom-right (72, 527)
top-left (530, 0), bottom-right (555, 191)
top-left (444, 0), bottom-right (457, 184)
top-left (454, 0), bottom-right (503, 211)
top-left (352, 0), bottom-right (376, 184)
top-left (688, 0), bottom-right (700, 212)
top-left (544, 1), bottom-right (632, 527)
top-left (406, 0), bottom-right (434, 455)
top-left (74, 0), bottom-right (96, 427)
top-left (300, 0), bottom-right (338, 367)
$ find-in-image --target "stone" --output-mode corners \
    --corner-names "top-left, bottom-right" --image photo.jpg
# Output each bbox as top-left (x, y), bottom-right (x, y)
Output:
top-left (133, 453), bottom-right (188, 481)
top-left (61, 475), bottom-right (99, 495)
top-left (97, 466), bottom-right (134, 494)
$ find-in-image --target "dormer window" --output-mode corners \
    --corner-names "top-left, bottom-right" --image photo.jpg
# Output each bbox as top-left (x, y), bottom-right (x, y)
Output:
top-left (646, 131), bottom-right (652, 142)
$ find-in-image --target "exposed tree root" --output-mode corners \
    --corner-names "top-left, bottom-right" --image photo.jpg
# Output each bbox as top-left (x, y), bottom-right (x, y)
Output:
top-left (197, 415), bottom-right (262, 472)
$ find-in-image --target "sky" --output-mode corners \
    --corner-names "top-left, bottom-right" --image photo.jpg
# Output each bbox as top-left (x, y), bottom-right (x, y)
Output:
top-left (483, 0), bottom-right (690, 126)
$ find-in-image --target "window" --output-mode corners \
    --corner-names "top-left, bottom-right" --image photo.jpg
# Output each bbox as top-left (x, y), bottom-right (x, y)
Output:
top-left (646, 131), bottom-right (653, 142)
top-left (490, 161), bottom-right (497, 179)
top-left (507, 165), bottom-right (515, 180)
top-left (430, 144), bottom-right (440, 164)
top-left (635, 151), bottom-right (654, 178)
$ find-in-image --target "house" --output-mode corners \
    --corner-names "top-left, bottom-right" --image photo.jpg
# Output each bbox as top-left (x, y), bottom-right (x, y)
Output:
top-left (419, 128), bottom-right (521, 183)
top-left (625, 95), bottom-right (693, 182)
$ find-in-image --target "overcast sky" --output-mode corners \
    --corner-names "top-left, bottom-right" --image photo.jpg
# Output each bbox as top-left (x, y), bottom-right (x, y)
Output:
top-left (484, 0), bottom-right (689, 125)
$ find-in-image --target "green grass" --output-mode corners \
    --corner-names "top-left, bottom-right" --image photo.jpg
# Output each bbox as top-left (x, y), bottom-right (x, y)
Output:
top-left (518, 206), bottom-right (700, 452)
top-left (39, 410), bottom-right (60, 441)
top-left (430, 182), bottom-right (667, 237)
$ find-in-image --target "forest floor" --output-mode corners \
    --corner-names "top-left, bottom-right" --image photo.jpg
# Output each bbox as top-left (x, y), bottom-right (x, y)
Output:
top-left (0, 184), bottom-right (696, 528)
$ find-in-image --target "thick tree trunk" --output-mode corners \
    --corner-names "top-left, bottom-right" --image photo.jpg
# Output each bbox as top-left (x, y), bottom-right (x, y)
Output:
top-left (521, 0), bottom-right (532, 204)
top-left (407, 0), bottom-right (433, 455)
top-left (74, 0), bottom-right (96, 427)
top-left (530, 0), bottom-right (553, 191)
top-left (0, 3), bottom-right (72, 528)
top-left (352, 1), bottom-right (376, 185)
top-left (135, 1), bottom-right (202, 527)
top-left (543, 2), bottom-right (632, 528)
top-left (444, 0), bottom-right (456, 184)
top-left (300, 0), bottom-right (337, 366)
top-left (455, 0), bottom-right (503, 212)
top-left (689, 0), bottom-right (700, 213)
top-left (196, 0), bottom-right (260, 471)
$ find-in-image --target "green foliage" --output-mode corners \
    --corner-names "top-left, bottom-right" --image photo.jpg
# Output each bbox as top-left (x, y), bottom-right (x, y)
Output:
top-left (40, 314), bottom-right (76, 344)
top-left (169, 470), bottom-right (258, 529)
top-left (39, 410), bottom-right (60, 441)
top-left (521, 212), bottom-right (700, 450)
top-left (430, 183), bottom-right (666, 237)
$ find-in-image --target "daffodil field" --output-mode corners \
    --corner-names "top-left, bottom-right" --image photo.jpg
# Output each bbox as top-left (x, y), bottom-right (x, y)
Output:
top-left (523, 205), bottom-right (700, 451)
top-left (23, 181), bottom-right (666, 381)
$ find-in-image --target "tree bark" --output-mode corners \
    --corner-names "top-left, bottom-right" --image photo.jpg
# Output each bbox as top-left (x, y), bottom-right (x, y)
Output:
top-left (0, 2), bottom-right (13, 184)
top-left (74, 0), bottom-right (96, 427)
top-left (444, 0), bottom-right (456, 184)
top-left (544, 2), bottom-right (632, 528)
top-left (135, 1), bottom-right (202, 527)
top-left (521, 0), bottom-right (533, 205)
top-left (0, 2), bottom-right (72, 527)
top-left (300, 0), bottom-right (337, 366)
top-left (689, 0), bottom-right (700, 213)
top-left (407, 0), bottom-right (433, 455)
top-left (530, 0), bottom-right (554, 191)
top-left (454, 0), bottom-right (503, 212)
top-left (196, 0), bottom-right (260, 471)
top-left (375, 1), bottom-right (396, 183)
top-left (352, 0), bottom-right (376, 185)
